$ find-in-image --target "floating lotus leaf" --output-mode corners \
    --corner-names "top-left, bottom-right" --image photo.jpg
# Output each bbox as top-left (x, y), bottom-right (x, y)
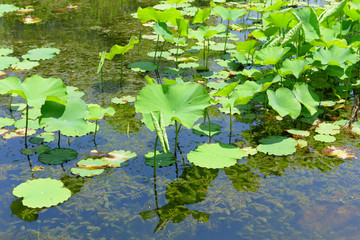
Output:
top-left (77, 158), bottom-right (107, 168)
top-left (187, 143), bottom-right (244, 169)
top-left (147, 51), bottom-right (171, 58)
top-left (145, 151), bottom-right (175, 167)
top-left (128, 61), bottom-right (158, 72)
top-left (38, 148), bottom-right (78, 165)
top-left (3, 128), bottom-right (36, 139)
top-left (178, 62), bottom-right (199, 69)
top-left (33, 145), bottom-right (50, 154)
top-left (22, 48), bottom-right (60, 61)
top-left (111, 96), bottom-right (136, 104)
top-left (285, 129), bottom-right (310, 138)
top-left (257, 136), bottom-right (298, 156)
top-left (241, 147), bottom-right (258, 156)
top-left (14, 119), bottom-right (41, 130)
top-left (29, 132), bottom-right (55, 144)
top-left (11, 60), bottom-right (39, 70)
top-left (21, 148), bottom-right (33, 155)
top-left (85, 104), bottom-right (115, 121)
top-left (254, 47), bottom-right (290, 65)
top-left (12, 178), bottom-right (71, 208)
top-left (101, 150), bottom-right (136, 167)
top-left (0, 48), bottom-right (13, 56)
top-left (333, 119), bottom-right (348, 126)
top-left (135, 82), bottom-right (210, 131)
top-left (322, 146), bottom-right (357, 159)
top-left (296, 139), bottom-right (308, 148)
top-left (315, 123), bottom-right (340, 135)
top-left (71, 167), bottom-right (104, 177)
top-left (351, 126), bottom-right (360, 136)
top-left (0, 4), bottom-right (19, 17)
top-left (314, 134), bottom-right (336, 143)
top-left (0, 56), bottom-right (19, 70)
top-left (0, 117), bottom-right (14, 128)
top-left (192, 123), bottom-right (222, 136)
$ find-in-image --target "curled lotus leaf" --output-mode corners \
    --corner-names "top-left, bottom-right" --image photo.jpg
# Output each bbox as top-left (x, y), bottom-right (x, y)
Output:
top-left (12, 178), bottom-right (71, 208)
top-left (101, 150), bottom-right (137, 167)
top-left (257, 136), bottom-right (298, 156)
top-left (315, 123), bottom-right (340, 135)
top-left (187, 143), bottom-right (244, 169)
top-left (85, 104), bottom-right (115, 121)
top-left (322, 146), bottom-right (357, 160)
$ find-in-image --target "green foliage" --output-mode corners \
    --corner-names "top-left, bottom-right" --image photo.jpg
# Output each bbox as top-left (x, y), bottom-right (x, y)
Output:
top-left (145, 151), bottom-right (175, 167)
top-left (22, 48), bottom-right (60, 61)
top-left (105, 37), bottom-right (139, 60)
top-left (257, 136), bottom-right (298, 156)
top-left (192, 122), bottom-right (222, 136)
top-left (38, 148), bottom-right (78, 165)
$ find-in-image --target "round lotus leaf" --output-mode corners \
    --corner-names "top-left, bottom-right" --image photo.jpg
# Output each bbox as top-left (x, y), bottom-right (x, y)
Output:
top-left (187, 143), bottom-right (244, 169)
top-left (257, 136), bottom-right (298, 156)
top-left (296, 139), bottom-right (308, 148)
top-left (12, 178), bottom-right (71, 208)
top-left (85, 104), bottom-right (115, 120)
top-left (163, 68), bottom-right (184, 75)
top-left (314, 134), bottom-right (336, 143)
top-left (128, 61), bottom-right (158, 72)
top-left (147, 51), bottom-right (171, 58)
top-left (178, 62), bottom-right (199, 69)
top-left (145, 151), bottom-right (175, 167)
top-left (286, 129), bottom-right (310, 137)
top-left (29, 133), bottom-right (55, 144)
top-left (38, 148), bottom-right (78, 165)
top-left (192, 123), bottom-right (222, 136)
top-left (33, 145), bottom-right (50, 154)
top-left (111, 96), bottom-right (136, 104)
top-left (101, 150), bottom-right (136, 167)
top-left (21, 148), bottom-right (33, 155)
top-left (0, 117), bottom-right (14, 128)
top-left (0, 56), bottom-right (19, 70)
top-left (71, 167), bottom-right (104, 177)
top-left (11, 60), bottom-right (39, 70)
top-left (0, 48), bottom-right (13, 56)
top-left (22, 48), bottom-right (60, 61)
top-left (315, 123), bottom-right (340, 135)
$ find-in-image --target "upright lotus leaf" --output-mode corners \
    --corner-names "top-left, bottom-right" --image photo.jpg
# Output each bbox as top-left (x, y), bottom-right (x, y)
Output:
top-left (22, 48), bottom-right (60, 61)
top-left (189, 24), bottom-right (225, 42)
top-left (39, 148), bottom-right (78, 165)
top-left (213, 82), bottom-right (239, 97)
top-left (105, 37), bottom-right (139, 60)
top-left (12, 178), bottom-right (71, 208)
top-left (0, 4), bottom-right (19, 17)
top-left (257, 136), bottom-right (298, 156)
top-left (0, 56), bottom-right (19, 70)
top-left (153, 22), bottom-right (174, 42)
top-left (319, 0), bottom-right (347, 23)
top-left (282, 22), bottom-right (302, 46)
top-left (85, 104), bottom-right (115, 120)
top-left (193, 8), bottom-right (211, 23)
top-left (192, 122), bottom-right (222, 136)
top-left (313, 45), bottom-right (358, 68)
top-left (267, 88), bottom-right (301, 119)
top-left (265, 11), bottom-right (294, 29)
top-left (211, 6), bottom-right (247, 21)
top-left (176, 19), bottom-right (189, 37)
top-left (135, 83), bottom-right (211, 131)
top-left (40, 93), bottom-right (91, 137)
top-left (236, 40), bottom-right (261, 55)
top-left (0, 75), bottom-right (67, 108)
top-left (293, 7), bottom-right (321, 42)
top-left (292, 83), bottom-right (319, 115)
top-left (265, 0), bottom-right (289, 11)
top-left (137, 7), bottom-right (183, 26)
top-left (254, 47), bottom-right (290, 65)
top-left (187, 143), bottom-right (244, 169)
top-left (280, 58), bottom-right (310, 78)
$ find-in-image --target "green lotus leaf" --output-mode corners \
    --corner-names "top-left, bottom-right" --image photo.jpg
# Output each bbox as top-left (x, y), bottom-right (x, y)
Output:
top-left (135, 82), bottom-right (210, 131)
top-left (71, 167), bottom-right (104, 177)
top-left (319, 0), bottom-right (347, 23)
top-left (241, 147), bottom-right (258, 156)
top-left (29, 133), bottom-right (55, 144)
top-left (293, 7), bottom-right (320, 42)
top-left (137, 7), bottom-right (183, 26)
top-left (286, 129), bottom-right (310, 137)
top-left (265, 0), bottom-right (288, 11)
top-left (21, 148), bottom-right (33, 155)
top-left (257, 136), bottom-right (298, 156)
top-left (333, 119), bottom-right (348, 126)
top-left (0, 117), bottom-right (14, 128)
top-left (236, 40), bottom-right (261, 55)
top-left (178, 62), bottom-right (200, 69)
top-left (33, 145), bottom-right (50, 154)
top-left (14, 119), bottom-right (41, 130)
top-left (105, 37), bottom-right (139, 60)
top-left (111, 96), bottom-right (136, 104)
top-left (193, 8), bottom-right (211, 23)
top-left (292, 83), bottom-right (319, 115)
top-left (213, 82), bottom-right (239, 97)
top-left (192, 122), bottom-right (222, 136)
top-left (0, 48), bottom-right (13, 56)
top-left (219, 106), bottom-right (241, 115)
top-left (12, 178), bottom-right (71, 208)
top-left (38, 148), bottom-right (78, 165)
top-left (85, 104), bottom-right (115, 121)
top-left (77, 158), bottom-right (107, 168)
top-left (128, 61), bottom-right (158, 72)
top-left (315, 123), bottom-right (340, 135)
top-left (187, 143), bottom-right (244, 169)
top-left (313, 45), bottom-right (358, 67)
top-left (147, 51), bottom-right (171, 58)
top-left (267, 88), bottom-right (301, 119)
top-left (280, 58), bottom-right (310, 78)
top-left (0, 4), bottom-right (19, 17)
top-left (145, 151), bottom-right (175, 167)
top-left (0, 75), bottom-right (67, 108)
top-left (163, 68), bottom-right (184, 75)
top-left (254, 47), bottom-right (290, 65)
top-left (265, 11), bottom-right (294, 29)
top-left (99, 150), bottom-right (136, 167)
top-left (188, 24), bottom-right (225, 42)
top-left (211, 6), bottom-right (247, 21)
top-left (0, 56), bottom-right (19, 70)
top-left (22, 48), bottom-right (60, 61)
top-left (11, 60), bottom-right (39, 70)
top-left (11, 103), bottom-right (26, 111)
top-left (314, 134), bottom-right (336, 142)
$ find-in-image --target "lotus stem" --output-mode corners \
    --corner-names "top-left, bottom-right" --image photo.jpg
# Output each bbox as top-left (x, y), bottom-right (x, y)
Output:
top-left (138, 32), bottom-right (142, 57)
top-left (248, 105), bottom-right (252, 137)
top-left (229, 106), bottom-right (232, 137)
top-left (58, 131), bottom-right (61, 148)
top-left (206, 38), bottom-right (210, 70)
top-left (207, 110), bottom-right (212, 140)
top-left (153, 136), bottom-right (159, 209)
top-left (24, 104), bottom-right (29, 149)
top-left (9, 94), bottom-right (13, 112)
top-left (175, 40), bottom-right (180, 66)
top-left (174, 121), bottom-right (180, 157)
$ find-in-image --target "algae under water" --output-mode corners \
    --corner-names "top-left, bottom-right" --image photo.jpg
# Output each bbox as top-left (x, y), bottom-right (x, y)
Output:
top-left (1, 0), bottom-right (360, 239)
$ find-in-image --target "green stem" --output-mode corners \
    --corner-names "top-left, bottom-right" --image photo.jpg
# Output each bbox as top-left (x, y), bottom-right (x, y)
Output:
top-left (153, 136), bottom-right (158, 170)
top-left (248, 105), bottom-right (252, 138)
top-left (207, 38), bottom-right (210, 70)
top-left (175, 121), bottom-right (179, 157)
top-left (229, 106), bottom-right (233, 136)
top-left (175, 40), bottom-right (180, 66)
top-left (24, 104), bottom-right (29, 148)
top-left (58, 131), bottom-right (61, 148)
top-left (207, 110), bottom-right (212, 141)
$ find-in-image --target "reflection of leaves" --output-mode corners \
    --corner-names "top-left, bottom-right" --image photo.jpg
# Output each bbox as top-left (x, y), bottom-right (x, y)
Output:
top-left (60, 173), bottom-right (85, 195)
top-left (322, 146), bottom-right (357, 160)
top-left (225, 163), bottom-right (260, 192)
top-left (10, 199), bottom-right (39, 222)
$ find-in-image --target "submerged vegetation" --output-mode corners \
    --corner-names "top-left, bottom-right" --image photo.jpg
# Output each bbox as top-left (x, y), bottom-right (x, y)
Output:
top-left (2, 0), bottom-right (360, 238)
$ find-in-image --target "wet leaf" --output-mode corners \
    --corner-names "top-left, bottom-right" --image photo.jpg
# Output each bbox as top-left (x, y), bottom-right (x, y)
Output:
top-left (11, 60), bottom-right (39, 70)
top-left (286, 129), bottom-right (310, 138)
top-left (322, 146), bottom-right (357, 159)
top-left (71, 167), bottom-right (104, 177)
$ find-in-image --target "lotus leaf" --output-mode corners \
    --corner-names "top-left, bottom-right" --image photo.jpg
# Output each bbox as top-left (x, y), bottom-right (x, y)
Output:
top-left (241, 147), bottom-right (258, 156)
top-left (286, 129), bottom-right (310, 137)
top-left (315, 123), bottom-right (340, 135)
top-left (85, 104), bottom-right (115, 120)
top-left (111, 96), bottom-right (136, 104)
top-left (12, 178), bottom-right (71, 208)
top-left (11, 60), bottom-right (39, 70)
top-left (192, 123), bottom-right (222, 136)
top-left (135, 82), bottom-right (210, 131)
top-left (71, 167), bottom-right (104, 177)
top-left (77, 158), bottom-right (107, 168)
top-left (128, 61), bottom-right (158, 72)
top-left (22, 48), bottom-right (60, 61)
top-left (14, 119), bottom-right (41, 130)
top-left (211, 6), bottom-right (247, 21)
top-left (137, 7), bottom-right (183, 26)
top-left (254, 47), bottom-right (290, 65)
top-left (33, 145), bottom-right (50, 154)
top-left (0, 4), bottom-right (19, 17)
top-left (0, 117), bottom-right (14, 128)
top-left (178, 62), bottom-right (199, 69)
top-left (101, 150), bottom-right (136, 167)
top-left (0, 56), bottom-right (19, 70)
top-left (267, 88), bottom-right (301, 119)
top-left (187, 143), bottom-right (244, 169)
top-left (105, 37), bottom-right (139, 60)
top-left (292, 83), bottom-right (319, 115)
top-left (0, 48), bottom-right (13, 56)
top-left (257, 136), bottom-right (298, 156)
top-left (21, 148), bottom-right (33, 155)
top-left (322, 146), bottom-right (357, 159)
top-left (265, 11), bottom-right (294, 29)
top-left (296, 139), bottom-right (308, 148)
top-left (314, 134), bottom-right (336, 142)
top-left (193, 8), bottom-right (211, 23)
top-left (293, 7), bottom-right (321, 42)
top-left (3, 128), bottom-right (36, 139)
top-left (29, 133), bottom-right (55, 144)
top-left (10, 103), bottom-right (26, 111)
top-left (38, 148), bottom-right (78, 165)
top-left (145, 151), bottom-right (175, 167)
top-left (313, 45), bottom-right (358, 67)
top-left (280, 58), bottom-right (310, 78)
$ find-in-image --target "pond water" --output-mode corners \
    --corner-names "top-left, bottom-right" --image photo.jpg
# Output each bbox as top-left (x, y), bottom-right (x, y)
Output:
top-left (1, 0), bottom-right (360, 239)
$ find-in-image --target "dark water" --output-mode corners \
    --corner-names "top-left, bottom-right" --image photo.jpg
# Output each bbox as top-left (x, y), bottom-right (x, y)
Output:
top-left (1, 0), bottom-right (360, 239)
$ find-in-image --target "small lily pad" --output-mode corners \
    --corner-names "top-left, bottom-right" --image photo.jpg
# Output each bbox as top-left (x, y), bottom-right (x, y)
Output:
top-left (11, 60), bottom-right (39, 70)
top-left (163, 68), bottom-right (184, 75)
top-left (315, 123), bottom-right (340, 135)
top-left (178, 62), bottom-right (199, 69)
top-left (286, 129), bottom-right (310, 137)
top-left (29, 133), bottom-right (55, 144)
top-left (187, 143), bottom-right (244, 169)
top-left (296, 139), bottom-right (308, 148)
top-left (77, 158), bottom-right (107, 168)
top-left (12, 178), bottom-right (71, 208)
top-left (145, 151), bottom-right (176, 167)
top-left (21, 148), bottom-right (33, 155)
top-left (38, 148), bottom-right (78, 165)
top-left (128, 61), bottom-right (158, 72)
top-left (0, 117), bottom-right (15, 128)
top-left (257, 136), bottom-right (298, 156)
top-left (111, 96), bottom-right (136, 104)
top-left (0, 56), bottom-right (19, 70)
top-left (322, 146), bottom-right (357, 160)
top-left (241, 147), bottom-right (258, 156)
top-left (192, 123), bottom-right (222, 136)
top-left (33, 145), bottom-right (50, 154)
top-left (3, 128), bottom-right (36, 139)
top-left (314, 134), bottom-right (336, 142)
top-left (351, 127), bottom-right (360, 136)
top-left (71, 167), bottom-right (104, 177)
top-left (0, 48), bottom-right (13, 56)
top-left (147, 51), bottom-right (171, 58)
top-left (22, 48), bottom-right (60, 61)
